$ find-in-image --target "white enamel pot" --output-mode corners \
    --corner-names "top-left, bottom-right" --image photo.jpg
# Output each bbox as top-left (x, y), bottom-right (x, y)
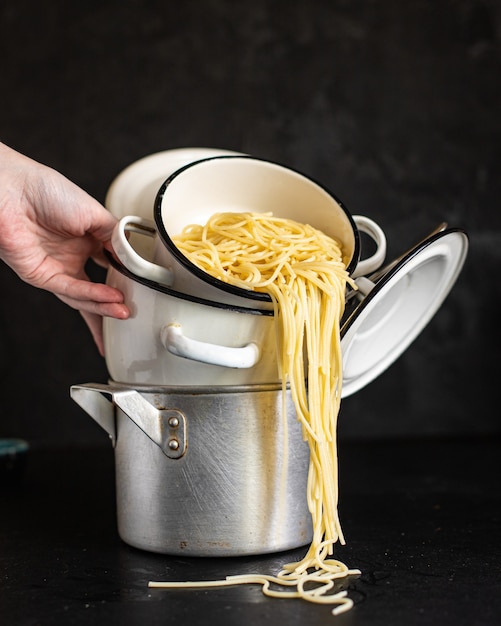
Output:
top-left (104, 260), bottom-right (279, 386)
top-left (111, 155), bottom-right (387, 311)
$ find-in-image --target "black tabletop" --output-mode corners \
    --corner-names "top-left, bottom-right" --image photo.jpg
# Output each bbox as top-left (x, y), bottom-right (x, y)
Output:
top-left (1, 437), bottom-right (500, 626)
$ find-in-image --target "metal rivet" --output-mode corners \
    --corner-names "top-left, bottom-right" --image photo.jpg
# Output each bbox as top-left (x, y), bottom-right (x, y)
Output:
top-left (168, 438), bottom-right (180, 450)
top-left (168, 416), bottom-right (179, 428)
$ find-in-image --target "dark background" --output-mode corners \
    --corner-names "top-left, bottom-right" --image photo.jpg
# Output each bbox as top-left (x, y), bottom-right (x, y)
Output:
top-left (0, 0), bottom-right (499, 448)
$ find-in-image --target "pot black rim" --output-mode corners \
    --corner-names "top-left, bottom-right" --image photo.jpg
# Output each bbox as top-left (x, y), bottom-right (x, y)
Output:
top-left (153, 155), bottom-right (361, 303)
top-left (106, 251), bottom-right (274, 316)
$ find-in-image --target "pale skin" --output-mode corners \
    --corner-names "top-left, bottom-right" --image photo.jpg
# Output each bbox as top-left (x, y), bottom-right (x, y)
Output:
top-left (0, 142), bottom-right (130, 355)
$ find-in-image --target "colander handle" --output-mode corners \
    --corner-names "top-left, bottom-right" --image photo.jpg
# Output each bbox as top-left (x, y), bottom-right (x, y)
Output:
top-left (351, 215), bottom-right (387, 278)
top-left (161, 324), bottom-right (261, 369)
top-left (111, 215), bottom-right (173, 286)
top-left (70, 384), bottom-right (186, 458)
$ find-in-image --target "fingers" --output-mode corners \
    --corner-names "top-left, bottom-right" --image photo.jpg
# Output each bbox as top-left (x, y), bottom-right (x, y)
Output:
top-left (83, 204), bottom-right (119, 244)
top-left (44, 273), bottom-right (130, 316)
top-left (58, 292), bottom-right (130, 319)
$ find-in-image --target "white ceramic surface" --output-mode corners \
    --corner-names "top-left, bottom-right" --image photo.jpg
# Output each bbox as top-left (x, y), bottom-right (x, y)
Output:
top-left (106, 147), bottom-right (242, 220)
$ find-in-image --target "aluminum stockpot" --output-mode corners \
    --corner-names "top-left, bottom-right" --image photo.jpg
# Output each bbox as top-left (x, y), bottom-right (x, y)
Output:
top-left (70, 381), bottom-right (312, 556)
top-left (112, 155), bottom-right (387, 310)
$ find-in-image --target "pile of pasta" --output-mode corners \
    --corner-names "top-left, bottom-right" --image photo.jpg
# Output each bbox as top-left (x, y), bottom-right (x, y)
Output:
top-left (149, 212), bottom-right (361, 615)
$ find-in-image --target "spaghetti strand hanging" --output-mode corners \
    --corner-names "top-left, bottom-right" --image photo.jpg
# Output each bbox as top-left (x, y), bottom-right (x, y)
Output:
top-left (150, 211), bottom-right (360, 615)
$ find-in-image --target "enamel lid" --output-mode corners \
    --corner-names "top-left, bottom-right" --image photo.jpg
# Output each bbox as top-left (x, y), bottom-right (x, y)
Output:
top-left (340, 228), bottom-right (469, 397)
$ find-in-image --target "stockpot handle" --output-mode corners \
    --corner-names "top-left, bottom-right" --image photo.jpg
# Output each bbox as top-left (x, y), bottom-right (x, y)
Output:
top-left (161, 324), bottom-right (261, 369)
top-left (70, 383), bottom-right (186, 459)
top-left (70, 383), bottom-right (117, 446)
top-left (351, 215), bottom-right (387, 278)
top-left (111, 215), bottom-right (173, 286)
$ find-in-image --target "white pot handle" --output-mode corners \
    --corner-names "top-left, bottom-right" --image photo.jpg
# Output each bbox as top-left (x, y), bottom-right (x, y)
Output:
top-left (161, 324), bottom-right (261, 369)
top-left (351, 215), bottom-right (387, 278)
top-left (111, 215), bottom-right (173, 286)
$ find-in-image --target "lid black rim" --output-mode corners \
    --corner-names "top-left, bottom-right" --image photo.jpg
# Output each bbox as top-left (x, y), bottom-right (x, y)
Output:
top-left (341, 227), bottom-right (469, 339)
top-left (339, 227), bottom-right (468, 396)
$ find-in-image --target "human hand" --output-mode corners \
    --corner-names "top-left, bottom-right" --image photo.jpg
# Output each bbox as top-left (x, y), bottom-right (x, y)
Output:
top-left (0, 143), bottom-right (129, 355)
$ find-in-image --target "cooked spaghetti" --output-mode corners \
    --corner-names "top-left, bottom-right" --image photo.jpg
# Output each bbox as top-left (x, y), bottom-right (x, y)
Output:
top-left (149, 212), bottom-right (360, 615)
